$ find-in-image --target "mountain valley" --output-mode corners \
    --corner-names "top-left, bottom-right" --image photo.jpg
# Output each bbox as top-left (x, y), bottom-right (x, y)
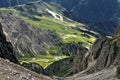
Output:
top-left (0, 0), bottom-right (120, 80)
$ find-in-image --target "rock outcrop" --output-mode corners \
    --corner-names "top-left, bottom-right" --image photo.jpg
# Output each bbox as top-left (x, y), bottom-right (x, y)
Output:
top-left (0, 23), bottom-right (19, 64)
top-left (0, 57), bottom-right (52, 80)
top-left (22, 62), bottom-right (47, 75)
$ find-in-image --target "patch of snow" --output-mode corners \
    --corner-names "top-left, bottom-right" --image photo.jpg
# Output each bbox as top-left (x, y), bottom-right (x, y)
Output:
top-left (3, 31), bottom-right (8, 36)
top-left (55, 57), bottom-right (62, 60)
top-left (46, 9), bottom-right (63, 21)
top-left (60, 34), bottom-right (77, 39)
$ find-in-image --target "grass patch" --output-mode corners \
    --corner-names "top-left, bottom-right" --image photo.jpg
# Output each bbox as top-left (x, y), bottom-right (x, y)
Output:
top-left (20, 55), bottom-right (68, 68)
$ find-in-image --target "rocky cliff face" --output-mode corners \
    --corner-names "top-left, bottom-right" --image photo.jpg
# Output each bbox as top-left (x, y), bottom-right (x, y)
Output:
top-left (0, 23), bottom-right (19, 64)
top-left (0, 13), bottom-right (60, 57)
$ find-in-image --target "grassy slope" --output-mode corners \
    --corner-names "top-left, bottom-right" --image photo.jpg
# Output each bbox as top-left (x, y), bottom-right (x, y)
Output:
top-left (16, 2), bottom-right (96, 47)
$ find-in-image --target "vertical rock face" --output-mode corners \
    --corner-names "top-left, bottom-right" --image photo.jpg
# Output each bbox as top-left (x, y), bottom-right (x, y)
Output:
top-left (0, 23), bottom-right (19, 64)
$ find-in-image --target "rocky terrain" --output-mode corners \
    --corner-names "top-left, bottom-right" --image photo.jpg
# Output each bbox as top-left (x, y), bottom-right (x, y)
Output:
top-left (49, 26), bottom-right (120, 79)
top-left (0, 58), bottom-right (52, 80)
top-left (68, 27), bottom-right (120, 79)
top-left (1, 0), bottom-right (120, 80)
top-left (0, 13), bottom-right (60, 56)
top-left (0, 23), bottom-right (19, 64)
top-left (0, 1), bottom-right (96, 57)
top-left (0, 22), bottom-right (51, 80)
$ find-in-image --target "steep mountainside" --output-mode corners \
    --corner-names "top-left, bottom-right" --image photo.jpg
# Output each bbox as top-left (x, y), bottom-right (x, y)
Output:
top-left (0, 23), bottom-right (19, 64)
top-left (0, 22), bottom-right (52, 80)
top-left (0, 13), bottom-right (60, 57)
